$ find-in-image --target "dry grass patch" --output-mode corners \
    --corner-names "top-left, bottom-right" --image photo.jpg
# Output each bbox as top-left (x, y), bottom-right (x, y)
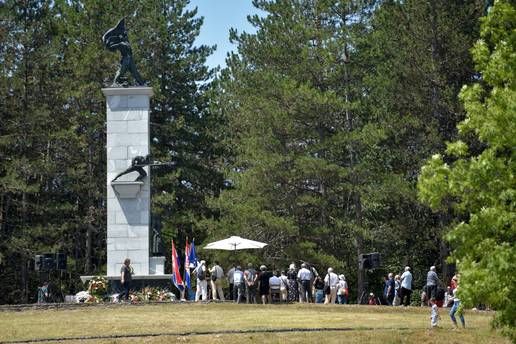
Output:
top-left (0, 303), bottom-right (508, 343)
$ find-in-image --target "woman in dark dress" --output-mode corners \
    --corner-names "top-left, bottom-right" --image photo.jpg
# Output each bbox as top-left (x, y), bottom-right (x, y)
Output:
top-left (286, 263), bottom-right (298, 302)
top-left (258, 265), bottom-right (272, 304)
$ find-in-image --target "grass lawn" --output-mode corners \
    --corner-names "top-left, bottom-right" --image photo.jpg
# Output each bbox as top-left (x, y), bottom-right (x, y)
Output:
top-left (0, 303), bottom-right (509, 343)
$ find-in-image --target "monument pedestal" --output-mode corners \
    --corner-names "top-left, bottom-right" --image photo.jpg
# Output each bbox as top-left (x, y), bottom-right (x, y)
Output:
top-left (102, 87), bottom-right (155, 277)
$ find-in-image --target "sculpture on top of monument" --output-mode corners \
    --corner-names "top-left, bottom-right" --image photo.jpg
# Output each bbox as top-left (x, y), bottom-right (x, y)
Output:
top-left (102, 18), bottom-right (147, 87)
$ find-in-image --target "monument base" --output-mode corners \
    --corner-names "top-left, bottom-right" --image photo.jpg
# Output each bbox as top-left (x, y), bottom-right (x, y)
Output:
top-left (80, 274), bottom-right (173, 293)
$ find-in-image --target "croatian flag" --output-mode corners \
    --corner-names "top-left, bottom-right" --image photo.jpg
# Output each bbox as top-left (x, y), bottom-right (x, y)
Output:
top-left (171, 240), bottom-right (184, 291)
top-left (189, 240), bottom-right (198, 268)
top-left (184, 239), bottom-right (191, 289)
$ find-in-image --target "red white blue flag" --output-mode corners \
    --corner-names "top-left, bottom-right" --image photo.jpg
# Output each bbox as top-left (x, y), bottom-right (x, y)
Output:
top-left (184, 239), bottom-right (191, 289)
top-left (171, 240), bottom-right (184, 291)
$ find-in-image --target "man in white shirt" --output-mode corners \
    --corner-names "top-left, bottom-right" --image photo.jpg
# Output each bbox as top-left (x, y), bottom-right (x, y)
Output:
top-left (324, 267), bottom-right (339, 304)
top-left (233, 266), bottom-right (244, 303)
top-left (400, 266), bottom-right (413, 306)
top-left (210, 261), bottom-right (225, 301)
top-left (269, 270), bottom-right (282, 302)
top-left (297, 263), bottom-right (313, 303)
top-left (194, 260), bottom-right (207, 302)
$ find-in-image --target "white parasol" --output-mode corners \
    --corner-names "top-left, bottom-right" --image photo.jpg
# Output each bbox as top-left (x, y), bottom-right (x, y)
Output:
top-left (203, 236), bottom-right (267, 251)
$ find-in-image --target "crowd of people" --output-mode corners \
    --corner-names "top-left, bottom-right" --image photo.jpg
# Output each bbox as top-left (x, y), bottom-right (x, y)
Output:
top-left (191, 261), bottom-right (349, 305)
top-left (379, 266), bottom-right (465, 329)
top-left (190, 261), bottom-right (465, 329)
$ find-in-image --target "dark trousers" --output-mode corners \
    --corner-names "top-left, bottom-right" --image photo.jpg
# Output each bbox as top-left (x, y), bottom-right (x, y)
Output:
top-left (427, 285), bottom-right (437, 300)
top-left (120, 281), bottom-right (131, 301)
top-left (229, 283), bottom-right (234, 300)
top-left (387, 294), bottom-right (394, 305)
top-left (400, 287), bottom-right (412, 306)
top-left (300, 280), bottom-right (312, 302)
top-left (246, 283), bottom-right (257, 304)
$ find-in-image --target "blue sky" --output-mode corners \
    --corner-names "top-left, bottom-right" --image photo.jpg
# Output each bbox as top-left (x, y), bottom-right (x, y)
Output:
top-left (188, 0), bottom-right (263, 70)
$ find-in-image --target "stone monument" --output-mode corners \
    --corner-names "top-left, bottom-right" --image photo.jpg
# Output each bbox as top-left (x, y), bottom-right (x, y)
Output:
top-left (81, 19), bottom-right (168, 284)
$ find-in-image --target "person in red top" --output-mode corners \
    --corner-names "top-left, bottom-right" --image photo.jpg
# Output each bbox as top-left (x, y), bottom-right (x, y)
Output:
top-left (450, 274), bottom-right (458, 290)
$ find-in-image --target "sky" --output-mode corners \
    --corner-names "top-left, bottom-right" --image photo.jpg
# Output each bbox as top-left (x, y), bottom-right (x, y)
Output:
top-left (188, 0), bottom-right (264, 70)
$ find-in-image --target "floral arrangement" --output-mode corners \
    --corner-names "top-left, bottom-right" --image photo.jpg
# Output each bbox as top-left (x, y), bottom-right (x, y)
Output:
top-left (87, 276), bottom-right (107, 298)
top-left (75, 291), bottom-right (90, 303)
top-left (77, 283), bottom-right (175, 304)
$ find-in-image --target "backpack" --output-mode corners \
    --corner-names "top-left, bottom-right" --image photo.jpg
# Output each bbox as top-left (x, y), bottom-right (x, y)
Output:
top-left (198, 267), bottom-right (205, 280)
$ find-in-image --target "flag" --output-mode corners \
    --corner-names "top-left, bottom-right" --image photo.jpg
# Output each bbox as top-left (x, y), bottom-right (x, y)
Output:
top-left (171, 240), bottom-right (184, 291)
top-left (184, 239), bottom-right (191, 289)
top-left (189, 240), bottom-right (198, 268)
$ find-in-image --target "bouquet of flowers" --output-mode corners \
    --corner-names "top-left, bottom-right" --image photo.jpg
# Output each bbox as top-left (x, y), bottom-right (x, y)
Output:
top-left (87, 276), bottom-right (107, 298)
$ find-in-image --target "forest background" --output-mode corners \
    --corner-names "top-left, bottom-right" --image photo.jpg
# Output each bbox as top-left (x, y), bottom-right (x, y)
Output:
top-left (0, 0), bottom-right (514, 337)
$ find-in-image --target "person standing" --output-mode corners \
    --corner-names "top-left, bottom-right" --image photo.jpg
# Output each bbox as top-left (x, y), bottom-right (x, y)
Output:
top-left (313, 275), bottom-right (325, 303)
top-left (449, 285), bottom-right (466, 329)
top-left (244, 263), bottom-right (258, 304)
top-left (279, 270), bottom-right (289, 301)
top-left (385, 273), bottom-right (395, 306)
top-left (227, 265), bottom-right (235, 301)
top-left (297, 263), bottom-right (313, 303)
top-left (286, 263), bottom-right (298, 302)
top-left (393, 274), bottom-right (402, 306)
top-left (120, 258), bottom-right (133, 302)
top-left (430, 298), bottom-right (441, 328)
top-left (337, 275), bottom-right (348, 304)
top-left (399, 266), bottom-right (413, 306)
top-left (210, 261), bottom-right (225, 301)
top-left (258, 265), bottom-right (272, 304)
top-left (324, 267), bottom-right (338, 304)
top-left (233, 266), bottom-right (245, 303)
top-left (37, 282), bottom-right (49, 304)
top-left (194, 260), bottom-right (208, 301)
top-left (426, 266), bottom-right (440, 302)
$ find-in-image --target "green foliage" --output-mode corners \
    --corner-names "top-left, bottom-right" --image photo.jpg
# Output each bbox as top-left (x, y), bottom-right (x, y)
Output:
top-left (418, 0), bottom-right (515, 338)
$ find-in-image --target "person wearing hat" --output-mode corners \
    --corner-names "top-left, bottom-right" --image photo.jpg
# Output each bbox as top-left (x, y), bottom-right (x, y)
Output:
top-left (194, 260), bottom-right (208, 301)
top-left (337, 274), bottom-right (349, 304)
top-left (400, 266), bottom-right (413, 306)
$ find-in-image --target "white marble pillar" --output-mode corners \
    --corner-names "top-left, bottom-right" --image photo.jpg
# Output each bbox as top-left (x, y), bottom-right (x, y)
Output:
top-left (102, 87), bottom-right (153, 277)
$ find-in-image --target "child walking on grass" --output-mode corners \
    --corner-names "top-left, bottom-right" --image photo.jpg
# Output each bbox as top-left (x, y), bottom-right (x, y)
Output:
top-left (430, 298), bottom-right (441, 328)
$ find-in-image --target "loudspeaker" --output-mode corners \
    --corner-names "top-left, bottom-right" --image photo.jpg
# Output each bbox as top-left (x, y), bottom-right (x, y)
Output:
top-left (369, 253), bottom-right (380, 268)
top-left (56, 253), bottom-right (67, 270)
top-left (359, 252), bottom-right (381, 270)
top-left (42, 253), bottom-right (55, 270)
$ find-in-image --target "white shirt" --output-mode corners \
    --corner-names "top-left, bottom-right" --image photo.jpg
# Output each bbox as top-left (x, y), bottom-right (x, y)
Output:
top-left (211, 265), bottom-right (224, 279)
top-left (401, 271), bottom-right (412, 290)
top-left (227, 267), bottom-right (235, 283)
top-left (337, 280), bottom-right (348, 295)
top-left (233, 270), bottom-right (244, 284)
top-left (297, 268), bottom-right (312, 281)
top-left (269, 276), bottom-right (281, 289)
top-left (324, 272), bottom-right (339, 287)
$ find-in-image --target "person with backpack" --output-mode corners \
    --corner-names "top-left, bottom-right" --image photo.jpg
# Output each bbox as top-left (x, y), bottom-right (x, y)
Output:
top-left (210, 261), bottom-right (225, 301)
top-left (194, 260), bottom-right (208, 301)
